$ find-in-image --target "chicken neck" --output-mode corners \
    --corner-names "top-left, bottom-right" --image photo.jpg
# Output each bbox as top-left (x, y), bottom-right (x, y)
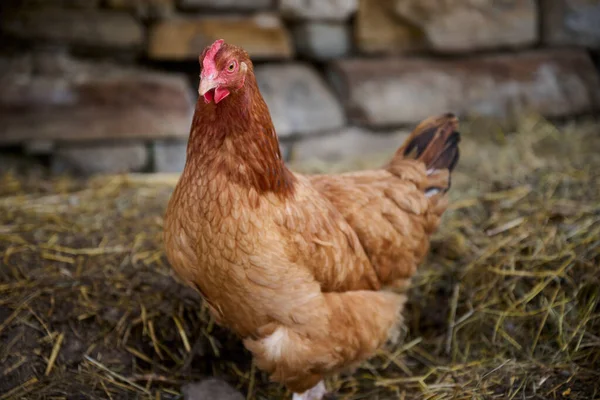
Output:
top-left (185, 74), bottom-right (296, 198)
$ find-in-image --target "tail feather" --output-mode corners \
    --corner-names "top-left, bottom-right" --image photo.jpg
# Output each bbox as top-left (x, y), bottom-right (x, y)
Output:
top-left (388, 113), bottom-right (461, 195)
top-left (427, 130), bottom-right (460, 172)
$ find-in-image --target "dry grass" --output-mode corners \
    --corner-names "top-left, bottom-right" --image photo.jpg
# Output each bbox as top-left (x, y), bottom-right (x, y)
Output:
top-left (1, 114), bottom-right (599, 399)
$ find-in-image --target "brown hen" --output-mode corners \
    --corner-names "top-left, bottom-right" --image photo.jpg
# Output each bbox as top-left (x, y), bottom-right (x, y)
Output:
top-left (163, 39), bottom-right (460, 400)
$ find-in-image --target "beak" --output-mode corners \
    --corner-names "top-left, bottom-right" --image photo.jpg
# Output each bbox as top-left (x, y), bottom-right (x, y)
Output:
top-left (199, 76), bottom-right (219, 97)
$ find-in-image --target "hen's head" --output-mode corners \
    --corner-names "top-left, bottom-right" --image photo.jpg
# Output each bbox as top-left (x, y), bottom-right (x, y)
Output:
top-left (198, 39), bottom-right (251, 104)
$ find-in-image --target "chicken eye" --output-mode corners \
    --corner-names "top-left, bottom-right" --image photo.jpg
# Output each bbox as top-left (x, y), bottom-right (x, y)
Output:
top-left (227, 62), bottom-right (236, 72)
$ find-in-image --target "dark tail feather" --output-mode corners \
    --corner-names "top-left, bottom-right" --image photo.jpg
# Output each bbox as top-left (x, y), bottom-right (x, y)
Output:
top-left (426, 130), bottom-right (460, 172)
top-left (388, 113), bottom-right (461, 194)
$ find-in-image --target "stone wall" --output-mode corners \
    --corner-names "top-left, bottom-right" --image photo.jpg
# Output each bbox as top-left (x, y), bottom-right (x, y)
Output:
top-left (1, 0), bottom-right (599, 174)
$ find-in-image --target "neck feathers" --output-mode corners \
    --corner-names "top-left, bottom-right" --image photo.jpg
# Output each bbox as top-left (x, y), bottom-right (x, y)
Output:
top-left (186, 76), bottom-right (295, 198)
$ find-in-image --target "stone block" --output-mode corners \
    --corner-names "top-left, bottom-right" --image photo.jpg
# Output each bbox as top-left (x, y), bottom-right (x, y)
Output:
top-left (541, 0), bottom-right (600, 48)
top-left (254, 64), bottom-right (346, 138)
top-left (293, 22), bottom-right (351, 60)
top-left (0, 53), bottom-right (194, 144)
top-left (153, 139), bottom-right (188, 173)
top-left (328, 50), bottom-right (600, 127)
top-left (148, 14), bottom-right (293, 60)
top-left (394, 0), bottom-right (538, 53)
top-left (291, 127), bottom-right (409, 163)
top-left (355, 0), bottom-right (427, 54)
top-left (14, 0), bottom-right (101, 8)
top-left (280, 0), bottom-right (358, 21)
top-left (51, 141), bottom-right (149, 175)
top-left (356, 0), bottom-right (537, 54)
top-left (0, 7), bottom-right (144, 51)
top-left (105, 0), bottom-right (174, 19)
top-left (180, 0), bottom-right (273, 10)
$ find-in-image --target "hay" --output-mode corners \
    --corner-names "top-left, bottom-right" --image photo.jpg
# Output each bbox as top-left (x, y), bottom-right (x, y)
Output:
top-left (1, 114), bottom-right (599, 399)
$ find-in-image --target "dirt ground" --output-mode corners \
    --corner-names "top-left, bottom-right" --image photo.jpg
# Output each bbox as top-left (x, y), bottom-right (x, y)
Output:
top-left (1, 115), bottom-right (599, 399)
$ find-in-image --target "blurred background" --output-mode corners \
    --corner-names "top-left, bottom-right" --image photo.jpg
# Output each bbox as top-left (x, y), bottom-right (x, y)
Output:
top-left (1, 2), bottom-right (600, 399)
top-left (0, 0), bottom-right (599, 175)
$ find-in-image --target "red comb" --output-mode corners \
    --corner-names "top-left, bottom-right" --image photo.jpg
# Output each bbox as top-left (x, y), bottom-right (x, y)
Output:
top-left (202, 39), bottom-right (224, 77)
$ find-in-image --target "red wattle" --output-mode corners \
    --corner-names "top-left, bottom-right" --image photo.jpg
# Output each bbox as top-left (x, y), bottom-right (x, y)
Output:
top-left (214, 87), bottom-right (230, 104)
top-left (203, 89), bottom-right (214, 103)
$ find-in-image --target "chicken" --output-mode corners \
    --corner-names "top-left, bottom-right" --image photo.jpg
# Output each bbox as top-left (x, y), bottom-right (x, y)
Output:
top-left (163, 39), bottom-right (460, 400)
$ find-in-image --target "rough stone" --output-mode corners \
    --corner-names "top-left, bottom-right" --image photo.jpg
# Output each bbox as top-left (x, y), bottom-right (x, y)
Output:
top-left (355, 0), bottom-right (426, 54)
top-left (182, 379), bottom-right (244, 400)
top-left (291, 127), bottom-right (409, 163)
top-left (394, 0), bottom-right (538, 53)
top-left (0, 7), bottom-right (144, 50)
top-left (541, 0), bottom-right (600, 48)
top-left (180, 0), bottom-right (273, 10)
top-left (280, 0), bottom-right (358, 21)
top-left (148, 14), bottom-right (293, 60)
top-left (328, 49), bottom-right (600, 127)
top-left (0, 53), bottom-right (194, 144)
top-left (51, 142), bottom-right (149, 175)
top-left (105, 0), bottom-right (174, 19)
top-left (153, 140), bottom-right (188, 173)
top-left (293, 22), bottom-right (351, 60)
top-left (13, 0), bottom-right (101, 8)
top-left (356, 0), bottom-right (537, 54)
top-left (254, 64), bottom-right (346, 138)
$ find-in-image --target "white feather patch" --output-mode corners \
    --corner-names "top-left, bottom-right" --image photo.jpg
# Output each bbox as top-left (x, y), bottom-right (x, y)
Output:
top-left (262, 327), bottom-right (288, 361)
